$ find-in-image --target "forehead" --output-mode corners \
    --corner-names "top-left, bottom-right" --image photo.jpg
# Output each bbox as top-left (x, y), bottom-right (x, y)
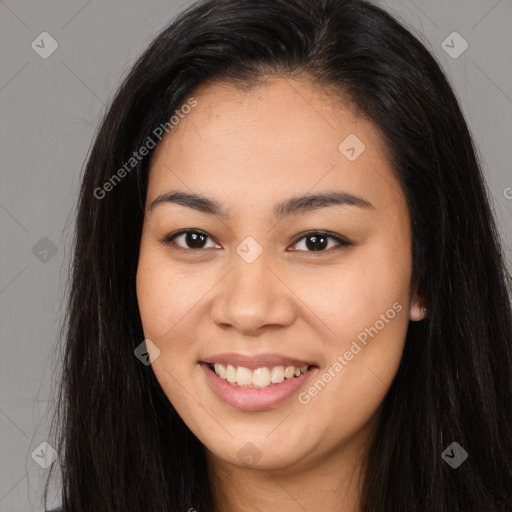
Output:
top-left (147, 78), bottom-right (405, 214)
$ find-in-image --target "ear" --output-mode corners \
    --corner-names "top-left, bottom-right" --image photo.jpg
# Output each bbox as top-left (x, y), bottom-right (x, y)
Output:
top-left (409, 285), bottom-right (427, 322)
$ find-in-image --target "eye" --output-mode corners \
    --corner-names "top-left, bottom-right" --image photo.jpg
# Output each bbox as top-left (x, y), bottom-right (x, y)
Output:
top-left (288, 231), bottom-right (352, 253)
top-left (162, 229), bottom-right (220, 251)
top-left (161, 229), bottom-right (352, 253)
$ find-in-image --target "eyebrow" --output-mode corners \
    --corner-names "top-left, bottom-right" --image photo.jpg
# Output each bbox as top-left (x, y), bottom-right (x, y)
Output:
top-left (149, 189), bottom-right (374, 219)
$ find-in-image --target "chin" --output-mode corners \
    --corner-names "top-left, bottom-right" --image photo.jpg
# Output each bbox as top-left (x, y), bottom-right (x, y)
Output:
top-left (202, 431), bottom-right (314, 472)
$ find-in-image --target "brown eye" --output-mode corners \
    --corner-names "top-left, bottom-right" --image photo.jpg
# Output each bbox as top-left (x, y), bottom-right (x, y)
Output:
top-left (163, 230), bottom-right (220, 250)
top-left (289, 231), bottom-right (352, 253)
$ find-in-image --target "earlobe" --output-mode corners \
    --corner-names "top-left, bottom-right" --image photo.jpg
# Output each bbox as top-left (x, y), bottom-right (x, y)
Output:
top-left (410, 286), bottom-right (427, 321)
top-left (410, 304), bottom-right (427, 321)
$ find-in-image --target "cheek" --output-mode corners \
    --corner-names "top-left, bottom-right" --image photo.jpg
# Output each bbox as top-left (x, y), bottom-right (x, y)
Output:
top-left (136, 242), bottom-right (207, 340)
top-left (289, 244), bottom-right (411, 344)
top-left (135, 243), bottom-right (203, 407)
top-left (136, 254), bottom-right (172, 340)
top-left (298, 239), bottom-right (411, 425)
top-left (286, 236), bottom-right (411, 422)
top-left (294, 283), bottom-right (409, 446)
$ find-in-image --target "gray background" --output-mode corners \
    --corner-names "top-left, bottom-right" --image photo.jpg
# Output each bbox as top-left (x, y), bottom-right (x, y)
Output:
top-left (0, 0), bottom-right (511, 510)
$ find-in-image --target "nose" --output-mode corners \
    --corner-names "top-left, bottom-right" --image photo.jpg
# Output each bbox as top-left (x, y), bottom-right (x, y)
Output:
top-left (210, 252), bottom-right (297, 336)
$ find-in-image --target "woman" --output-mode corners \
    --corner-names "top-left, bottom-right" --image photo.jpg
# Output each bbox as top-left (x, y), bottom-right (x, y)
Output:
top-left (44, 0), bottom-right (512, 510)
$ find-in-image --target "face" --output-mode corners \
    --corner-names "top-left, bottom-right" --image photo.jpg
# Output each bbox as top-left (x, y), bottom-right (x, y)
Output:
top-left (136, 77), bottom-right (419, 472)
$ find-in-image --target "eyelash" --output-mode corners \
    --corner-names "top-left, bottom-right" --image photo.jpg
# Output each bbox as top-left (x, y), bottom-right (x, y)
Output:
top-left (161, 229), bottom-right (353, 254)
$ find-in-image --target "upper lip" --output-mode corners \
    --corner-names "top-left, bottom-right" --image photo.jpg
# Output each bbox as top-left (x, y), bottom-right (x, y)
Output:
top-left (201, 353), bottom-right (317, 370)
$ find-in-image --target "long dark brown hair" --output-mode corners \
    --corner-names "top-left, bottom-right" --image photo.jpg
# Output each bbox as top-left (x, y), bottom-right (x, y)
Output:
top-left (44, 0), bottom-right (512, 510)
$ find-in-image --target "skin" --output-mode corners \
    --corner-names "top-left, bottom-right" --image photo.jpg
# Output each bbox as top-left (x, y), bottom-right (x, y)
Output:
top-left (136, 76), bottom-right (425, 512)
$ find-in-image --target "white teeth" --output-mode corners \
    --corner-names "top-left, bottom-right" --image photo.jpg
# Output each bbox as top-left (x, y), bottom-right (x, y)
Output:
top-left (236, 366), bottom-right (253, 386)
top-left (270, 366), bottom-right (285, 383)
top-left (211, 363), bottom-right (309, 388)
top-left (214, 363), bottom-right (226, 379)
top-left (252, 367), bottom-right (271, 387)
top-left (226, 364), bottom-right (237, 383)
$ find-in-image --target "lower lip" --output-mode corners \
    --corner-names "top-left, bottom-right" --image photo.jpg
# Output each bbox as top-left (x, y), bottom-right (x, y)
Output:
top-left (200, 363), bottom-right (316, 411)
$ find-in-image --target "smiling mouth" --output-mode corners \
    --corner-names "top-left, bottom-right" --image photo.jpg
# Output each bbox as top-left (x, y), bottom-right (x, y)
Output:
top-left (206, 362), bottom-right (315, 389)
